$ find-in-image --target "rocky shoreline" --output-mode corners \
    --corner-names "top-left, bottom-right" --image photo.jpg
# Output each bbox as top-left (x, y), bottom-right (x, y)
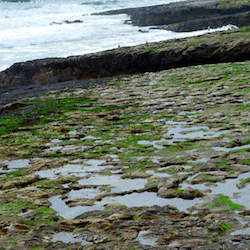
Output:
top-left (1, 27), bottom-right (250, 97)
top-left (98, 0), bottom-right (250, 32)
top-left (1, 1), bottom-right (250, 249)
top-left (1, 60), bottom-right (250, 249)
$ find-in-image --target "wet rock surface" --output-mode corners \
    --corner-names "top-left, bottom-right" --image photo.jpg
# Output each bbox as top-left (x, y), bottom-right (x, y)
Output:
top-left (0, 55), bottom-right (250, 249)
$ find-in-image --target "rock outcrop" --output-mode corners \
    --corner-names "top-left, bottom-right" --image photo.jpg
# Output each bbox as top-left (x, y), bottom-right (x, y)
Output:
top-left (1, 28), bottom-right (250, 88)
top-left (97, 0), bottom-right (250, 32)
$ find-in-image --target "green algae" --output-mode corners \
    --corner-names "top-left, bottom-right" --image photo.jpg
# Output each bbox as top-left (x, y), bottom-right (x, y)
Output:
top-left (220, 222), bottom-right (232, 232)
top-left (0, 200), bottom-right (30, 215)
top-left (213, 195), bottom-right (243, 210)
top-left (32, 180), bottom-right (63, 189)
top-left (5, 170), bottom-right (27, 179)
top-left (25, 207), bottom-right (56, 226)
top-left (241, 159), bottom-right (250, 164)
top-left (0, 96), bottom-right (98, 136)
top-left (164, 141), bottom-right (204, 152)
top-left (241, 177), bottom-right (250, 185)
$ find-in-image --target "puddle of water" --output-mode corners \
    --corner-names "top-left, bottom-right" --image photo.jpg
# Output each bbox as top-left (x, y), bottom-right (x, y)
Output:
top-left (44, 146), bottom-right (63, 151)
top-left (232, 184), bottom-right (250, 211)
top-left (162, 101), bottom-right (175, 106)
top-left (0, 159), bottom-right (30, 173)
top-left (181, 172), bottom-right (250, 209)
top-left (188, 158), bottom-right (210, 163)
top-left (212, 144), bottom-right (250, 152)
top-left (230, 227), bottom-right (250, 236)
top-left (165, 121), bottom-right (186, 125)
top-left (210, 92), bottom-right (219, 96)
top-left (36, 160), bottom-right (109, 180)
top-left (182, 165), bottom-right (194, 170)
top-left (165, 122), bottom-right (228, 143)
top-left (96, 192), bottom-right (202, 213)
top-left (145, 170), bottom-right (170, 177)
top-left (85, 159), bottom-right (107, 168)
top-left (234, 216), bottom-right (249, 225)
top-left (50, 139), bottom-right (62, 143)
top-left (110, 169), bottom-right (122, 174)
top-left (68, 159), bottom-right (84, 163)
top-left (187, 115), bottom-right (198, 118)
top-left (37, 164), bottom-right (89, 180)
top-left (168, 241), bottom-right (180, 247)
top-left (49, 196), bottom-right (103, 220)
top-left (68, 188), bottom-right (101, 199)
top-left (137, 139), bottom-right (167, 150)
top-left (68, 130), bottom-right (77, 135)
top-left (78, 175), bottom-right (147, 193)
top-left (50, 192), bottom-right (202, 219)
top-left (167, 125), bottom-right (208, 137)
top-left (51, 232), bottom-right (92, 245)
top-left (94, 140), bottom-right (103, 144)
top-left (148, 80), bottom-right (157, 85)
top-left (178, 110), bottom-right (202, 116)
top-left (81, 125), bottom-right (95, 131)
top-left (107, 154), bottom-right (120, 162)
top-left (61, 146), bottom-right (86, 152)
top-left (135, 230), bottom-right (157, 246)
top-left (152, 158), bottom-right (160, 164)
top-left (18, 210), bottom-right (33, 216)
top-left (108, 154), bottom-right (118, 158)
top-left (190, 149), bottom-right (198, 152)
top-left (81, 135), bottom-right (96, 140)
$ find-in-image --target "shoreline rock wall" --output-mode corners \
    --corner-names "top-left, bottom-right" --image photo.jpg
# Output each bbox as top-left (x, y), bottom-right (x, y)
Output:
top-left (1, 29), bottom-right (250, 88)
top-left (97, 0), bottom-right (250, 32)
top-left (165, 11), bottom-right (250, 32)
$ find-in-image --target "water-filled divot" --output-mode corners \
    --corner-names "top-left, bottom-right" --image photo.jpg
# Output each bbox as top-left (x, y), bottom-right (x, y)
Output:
top-left (68, 188), bottom-right (101, 199)
top-left (137, 139), bottom-right (167, 150)
top-left (230, 227), bottom-right (250, 236)
top-left (135, 230), bottom-right (157, 246)
top-left (95, 192), bottom-right (202, 213)
top-left (78, 175), bottom-right (147, 193)
top-left (51, 232), bottom-right (92, 245)
top-left (48, 196), bottom-right (103, 220)
top-left (181, 172), bottom-right (250, 209)
top-left (0, 159), bottom-right (30, 173)
top-left (212, 144), bottom-right (250, 152)
top-left (36, 159), bottom-right (111, 180)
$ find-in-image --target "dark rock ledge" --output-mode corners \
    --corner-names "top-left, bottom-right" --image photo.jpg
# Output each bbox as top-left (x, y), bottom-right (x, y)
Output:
top-left (96, 0), bottom-right (250, 32)
top-left (0, 28), bottom-right (250, 89)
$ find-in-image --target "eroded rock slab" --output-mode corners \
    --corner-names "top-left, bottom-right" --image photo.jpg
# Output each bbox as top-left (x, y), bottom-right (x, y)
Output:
top-left (0, 51), bottom-right (250, 249)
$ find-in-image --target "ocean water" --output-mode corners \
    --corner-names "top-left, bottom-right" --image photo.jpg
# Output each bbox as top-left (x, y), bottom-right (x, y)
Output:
top-left (0, 0), bottom-right (235, 72)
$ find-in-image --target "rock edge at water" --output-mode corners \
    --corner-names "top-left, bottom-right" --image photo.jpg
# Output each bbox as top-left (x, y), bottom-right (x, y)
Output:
top-left (1, 27), bottom-right (250, 89)
top-left (97, 0), bottom-right (250, 32)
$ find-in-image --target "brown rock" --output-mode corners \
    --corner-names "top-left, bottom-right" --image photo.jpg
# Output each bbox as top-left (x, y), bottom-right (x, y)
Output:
top-left (1, 174), bottom-right (39, 190)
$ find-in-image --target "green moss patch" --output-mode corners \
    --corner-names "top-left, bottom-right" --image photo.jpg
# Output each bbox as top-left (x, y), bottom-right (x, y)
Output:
top-left (213, 194), bottom-right (243, 210)
top-left (220, 222), bottom-right (232, 232)
top-left (0, 200), bottom-right (30, 215)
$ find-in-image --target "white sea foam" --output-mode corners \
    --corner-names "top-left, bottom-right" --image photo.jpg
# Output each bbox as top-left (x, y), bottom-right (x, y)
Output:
top-left (0, 0), bottom-right (237, 72)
